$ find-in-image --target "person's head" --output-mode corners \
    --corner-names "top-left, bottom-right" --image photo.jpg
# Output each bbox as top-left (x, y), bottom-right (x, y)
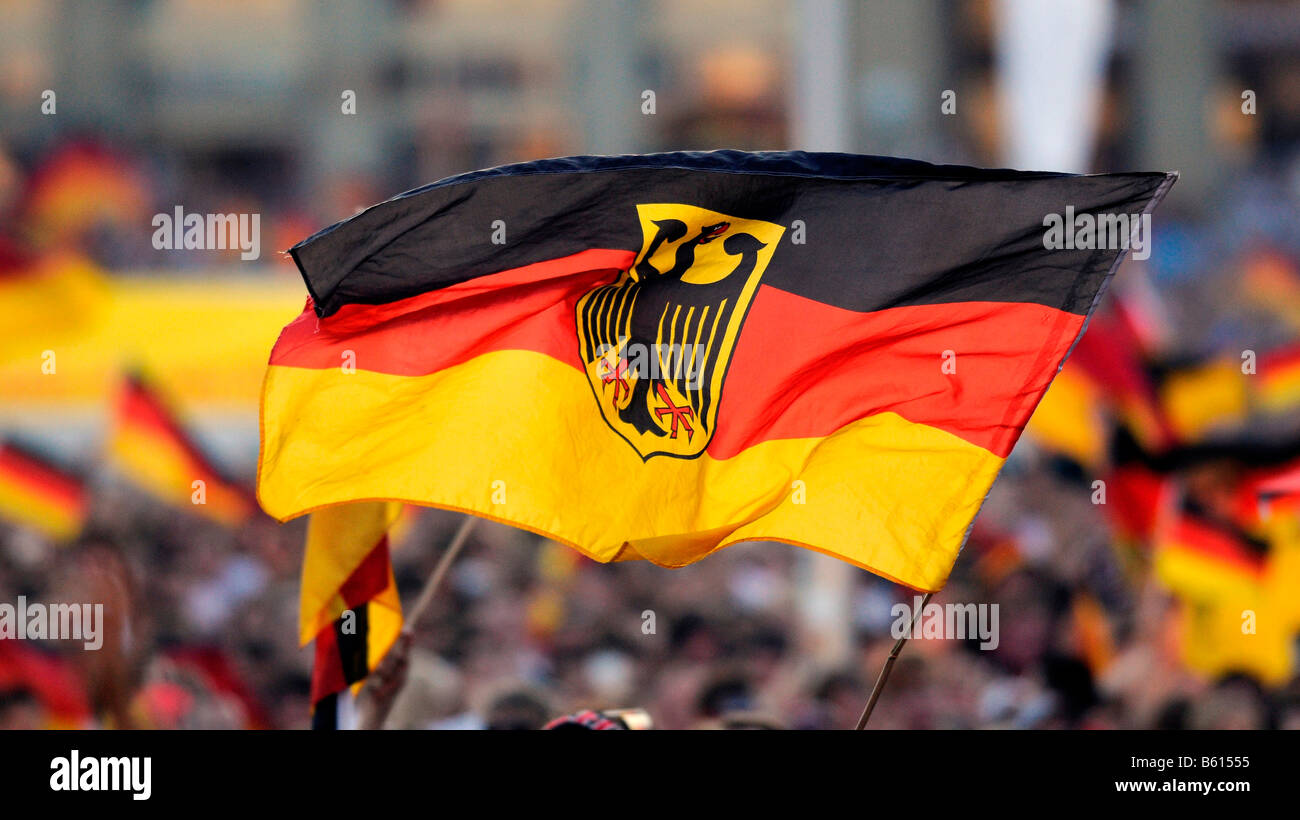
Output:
top-left (484, 690), bottom-right (550, 730)
top-left (543, 708), bottom-right (652, 730)
top-left (0, 686), bottom-right (42, 730)
top-left (697, 711), bottom-right (784, 730)
top-left (1188, 676), bottom-right (1272, 730)
top-left (697, 675), bottom-right (753, 719)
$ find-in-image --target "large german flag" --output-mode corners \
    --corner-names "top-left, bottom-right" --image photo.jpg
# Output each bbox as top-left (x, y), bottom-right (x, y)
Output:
top-left (259, 151), bottom-right (1175, 592)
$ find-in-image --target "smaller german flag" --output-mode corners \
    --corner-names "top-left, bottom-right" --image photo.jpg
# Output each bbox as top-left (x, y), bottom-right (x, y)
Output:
top-left (1155, 500), bottom-right (1267, 600)
top-left (309, 540), bottom-right (397, 729)
top-left (1105, 425), bottom-right (1171, 519)
top-left (19, 141), bottom-right (151, 248)
top-left (0, 641), bottom-right (93, 728)
top-left (0, 441), bottom-right (87, 541)
top-left (1154, 497), bottom-right (1297, 685)
top-left (1256, 343), bottom-right (1300, 413)
top-left (302, 502), bottom-right (403, 730)
top-left (1026, 304), bottom-right (1173, 469)
top-left (108, 372), bottom-right (255, 526)
top-left (161, 647), bottom-right (274, 730)
top-left (1024, 366), bottom-right (1109, 468)
top-left (0, 237), bottom-right (107, 364)
top-left (1258, 464), bottom-right (1300, 512)
top-left (1158, 357), bottom-right (1250, 444)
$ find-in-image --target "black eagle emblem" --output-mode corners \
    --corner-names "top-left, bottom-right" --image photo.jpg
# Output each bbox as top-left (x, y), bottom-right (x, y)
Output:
top-left (577, 205), bottom-right (784, 460)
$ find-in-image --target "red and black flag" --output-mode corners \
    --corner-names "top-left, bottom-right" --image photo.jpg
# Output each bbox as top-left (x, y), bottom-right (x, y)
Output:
top-left (260, 151), bottom-right (1174, 592)
top-left (0, 440), bottom-right (88, 541)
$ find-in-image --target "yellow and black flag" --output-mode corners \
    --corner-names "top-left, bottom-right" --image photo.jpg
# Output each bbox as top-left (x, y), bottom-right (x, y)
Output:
top-left (259, 151), bottom-right (1174, 592)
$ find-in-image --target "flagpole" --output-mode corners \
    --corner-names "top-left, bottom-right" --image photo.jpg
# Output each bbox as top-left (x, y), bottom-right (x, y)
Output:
top-left (854, 591), bottom-right (933, 730)
top-left (356, 514), bottom-right (479, 729)
top-left (402, 514), bottom-right (479, 638)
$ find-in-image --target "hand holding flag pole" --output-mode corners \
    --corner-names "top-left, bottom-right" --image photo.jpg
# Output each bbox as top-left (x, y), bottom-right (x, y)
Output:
top-left (356, 515), bottom-right (479, 729)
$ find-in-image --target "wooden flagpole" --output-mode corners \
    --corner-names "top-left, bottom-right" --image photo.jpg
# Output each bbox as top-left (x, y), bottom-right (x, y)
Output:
top-left (357, 514), bottom-right (479, 729)
top-left (402, 514), bottom-right (479, 638)
top-left (854, 591), bottom-right (933, 730)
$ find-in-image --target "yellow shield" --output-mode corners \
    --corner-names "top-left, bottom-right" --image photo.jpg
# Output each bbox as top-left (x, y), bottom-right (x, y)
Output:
top-left (577, 204), bottom-right (784, 460)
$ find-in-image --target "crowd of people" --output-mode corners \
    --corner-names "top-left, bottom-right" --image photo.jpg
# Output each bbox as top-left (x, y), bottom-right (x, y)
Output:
top-left (3, 429), bottom-right (1300, 730)
top-left (5, 2), bottom-right (1300, 731)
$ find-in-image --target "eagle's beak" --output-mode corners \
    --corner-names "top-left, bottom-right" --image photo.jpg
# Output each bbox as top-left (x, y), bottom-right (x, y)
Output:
top-left (700, 222), bottom-right (729, 243)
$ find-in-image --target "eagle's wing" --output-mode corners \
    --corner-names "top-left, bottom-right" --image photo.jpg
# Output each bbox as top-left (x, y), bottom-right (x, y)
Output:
top-left (579, 278), bottom-right (639, 366)
top-left (654, 281), bottom-right (744, 433)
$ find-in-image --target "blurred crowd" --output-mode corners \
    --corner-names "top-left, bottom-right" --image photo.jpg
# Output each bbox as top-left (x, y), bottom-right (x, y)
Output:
top-left (4, 475), bottom-right (1300, 730)
top-left (5, 0), bottom-right (1300, 730)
